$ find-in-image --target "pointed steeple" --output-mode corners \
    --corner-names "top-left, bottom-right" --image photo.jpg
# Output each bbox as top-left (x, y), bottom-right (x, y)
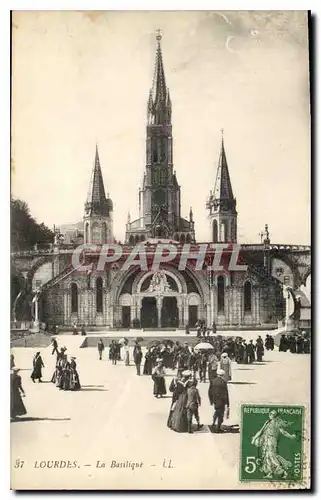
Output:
top-left (206, 131), bottom-right (237, 243)
top-left (148, 31), bottom-right (171, 125)
top-left (85, 145), bottom-right (113, 217)
top-left (213, 131), bottom-right (234, 201)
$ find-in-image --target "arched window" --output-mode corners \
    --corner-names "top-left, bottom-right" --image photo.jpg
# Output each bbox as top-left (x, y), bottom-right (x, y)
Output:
top-left (135, 235), bottom-right (140, 244)
top-left (180, 234), bottom-right (186, 244)
top-left (217, 276), bottom-right (225, 313)
top-left (129, 235), bottom-right (134, 245)
top-left (174, 233), bottom-right (179, 242)
top-left (212, 220), bottom-right (218, 243)
top-left (71, 283), bottom-right (78, 313)
top-left (186, 234), bottom-right (191, 243)
top-left (92, 223), bottom-right (100, 245)
top-left (140, 234), bottom-right (145, 242)
top-left (244, 281), bottom-right (252, 313)
top-left (85, 223), bottom-right (89, 243)
top-left (96, 277), bottom-right (103, 313)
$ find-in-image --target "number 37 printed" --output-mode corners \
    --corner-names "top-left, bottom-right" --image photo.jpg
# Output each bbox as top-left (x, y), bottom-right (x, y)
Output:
top-left (14, 459), bottom-right (25, 468)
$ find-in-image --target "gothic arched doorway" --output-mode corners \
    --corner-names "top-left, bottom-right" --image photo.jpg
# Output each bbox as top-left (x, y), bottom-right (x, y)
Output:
top-left (161, 297), bottom-right (178, 327)
top-left (141, 297), bottom-right (157, 328)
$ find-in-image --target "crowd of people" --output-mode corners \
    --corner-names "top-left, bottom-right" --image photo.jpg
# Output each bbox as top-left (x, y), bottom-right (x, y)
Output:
top-left (51, 342), bottom-right (81, 391)
top-left (278, 332), bottom-right (310, 354)
top-left (11, 329), bottom-right (311, 427)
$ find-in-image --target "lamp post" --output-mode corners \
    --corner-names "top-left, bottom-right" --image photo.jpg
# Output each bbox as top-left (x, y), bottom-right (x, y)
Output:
top-left (31, 287), bottom-right (41, 332)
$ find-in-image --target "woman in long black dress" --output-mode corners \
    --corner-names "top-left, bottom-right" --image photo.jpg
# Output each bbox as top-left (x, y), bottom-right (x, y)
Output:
top-left (11, 367), bottom-right (27, 419)
top-left (152, 359), bottom-right (167, 398)
top-left (31, 351), bottom-right (45, 382)
top-left (167, 370), bottom-right (191, 432)
top-left (143, 349), bottom-right (153, 375)
top-left (69, 357), bottom-right (81, 390)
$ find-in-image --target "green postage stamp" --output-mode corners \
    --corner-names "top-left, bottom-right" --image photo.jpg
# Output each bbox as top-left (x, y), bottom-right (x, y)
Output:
top-left (240, 405), bottom-right (305, 483)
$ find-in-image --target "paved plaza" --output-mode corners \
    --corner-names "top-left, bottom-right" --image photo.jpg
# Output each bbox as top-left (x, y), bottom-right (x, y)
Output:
top-left (11, 340), bottom-right (310, 490)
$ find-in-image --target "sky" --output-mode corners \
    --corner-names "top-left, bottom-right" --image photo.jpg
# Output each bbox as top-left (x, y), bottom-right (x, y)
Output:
top-left (11, 10), bottom-right (310, 244)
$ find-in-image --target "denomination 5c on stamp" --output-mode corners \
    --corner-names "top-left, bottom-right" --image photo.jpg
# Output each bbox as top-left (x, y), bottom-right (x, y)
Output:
top-left (240, 405), bottom-right (305, 483)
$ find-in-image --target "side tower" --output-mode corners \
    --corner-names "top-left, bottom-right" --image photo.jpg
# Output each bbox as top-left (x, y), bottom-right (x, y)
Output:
top-left (125, 32), bottom-right (195, 244)
top-left (206, 133), bottom-right (237, 243)
top-left (84, 145), bottom-right (113, 244)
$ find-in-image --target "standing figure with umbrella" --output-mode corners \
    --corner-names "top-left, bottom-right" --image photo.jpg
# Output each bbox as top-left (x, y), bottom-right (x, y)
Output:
top-left (152, 358), bottom-right (167, 398)
top-left (194, 342), bottom-right (215, 382)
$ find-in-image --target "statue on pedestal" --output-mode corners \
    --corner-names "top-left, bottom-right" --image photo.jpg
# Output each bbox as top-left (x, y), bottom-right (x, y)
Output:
top-left (148, 270), bottom-right (171, 293)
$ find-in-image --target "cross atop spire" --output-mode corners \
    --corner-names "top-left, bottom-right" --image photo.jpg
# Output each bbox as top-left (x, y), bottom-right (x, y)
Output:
top-left (152, 30), bottom-right (166, 103)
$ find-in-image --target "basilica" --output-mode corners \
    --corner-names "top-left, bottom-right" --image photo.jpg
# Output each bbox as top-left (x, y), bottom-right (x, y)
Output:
top-left (12, 34), bottom-right (311, 333)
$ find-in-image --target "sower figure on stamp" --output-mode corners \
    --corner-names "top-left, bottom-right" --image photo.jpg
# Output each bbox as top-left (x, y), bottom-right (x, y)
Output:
top-left (208, 368), bottom-right (230, 433)
top-left (251, 410), bottom-right (296, 479)
top-left (186, 379), bottom-right (203, 433)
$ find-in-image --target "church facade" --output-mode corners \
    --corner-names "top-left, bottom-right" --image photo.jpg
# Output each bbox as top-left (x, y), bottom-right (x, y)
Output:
top-left (12, 35), bottom-right (311, 332)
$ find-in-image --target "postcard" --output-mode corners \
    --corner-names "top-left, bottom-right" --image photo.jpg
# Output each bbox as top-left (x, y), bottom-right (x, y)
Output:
top-left (11, 10), bottom-right (311, 490)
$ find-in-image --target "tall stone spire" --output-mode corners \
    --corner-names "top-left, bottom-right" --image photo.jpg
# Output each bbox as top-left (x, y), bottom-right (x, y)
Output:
top-left (85, 145), bottom-right (111, 216)
top-left (206, 131), bottom-right (237, 243)
top-left (84, 145), bottom-right (113, 244)
top-left (213, 133), bottom-right (235, 201)
top-left (125, 32), bottom-right (195, 244)
top-left (148, 31), bottom-right (171, 126)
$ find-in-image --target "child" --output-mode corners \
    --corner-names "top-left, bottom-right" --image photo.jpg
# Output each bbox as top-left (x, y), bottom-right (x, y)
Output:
top-left (186, 379), bottom-right (203, 433)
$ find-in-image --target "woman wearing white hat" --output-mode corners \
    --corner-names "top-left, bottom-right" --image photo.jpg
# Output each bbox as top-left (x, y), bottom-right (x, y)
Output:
top-left (219, 352), bottom-right (232, 383)
top-left (11, 367), bottom-right (27, 419)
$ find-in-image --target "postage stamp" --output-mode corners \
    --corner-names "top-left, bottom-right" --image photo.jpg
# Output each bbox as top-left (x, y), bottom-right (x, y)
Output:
top-left (240, 405), bottom-right (305, 483)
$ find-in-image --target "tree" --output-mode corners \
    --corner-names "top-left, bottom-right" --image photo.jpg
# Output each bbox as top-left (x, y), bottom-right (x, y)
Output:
top-left (11, 198), bottom-right (54, 251)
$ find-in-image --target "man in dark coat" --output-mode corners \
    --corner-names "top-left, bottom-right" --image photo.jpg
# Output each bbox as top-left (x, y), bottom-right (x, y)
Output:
top-left (208, 368), bottom-right (230, 432)
top-left (296, 335), bottom-right (304, 354)
top-left (255, 336), bottom-right (264, 362)
top-left (279, 334), bottom-right (288, 352)
top-left (133, 343), bottom-right (143, 375)
top-left (51, 338), bottom-right (58, 356)
top-left (97, 339), bottom-right (105, 360)
top-left (247, 340), bottom-right (255, 364)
